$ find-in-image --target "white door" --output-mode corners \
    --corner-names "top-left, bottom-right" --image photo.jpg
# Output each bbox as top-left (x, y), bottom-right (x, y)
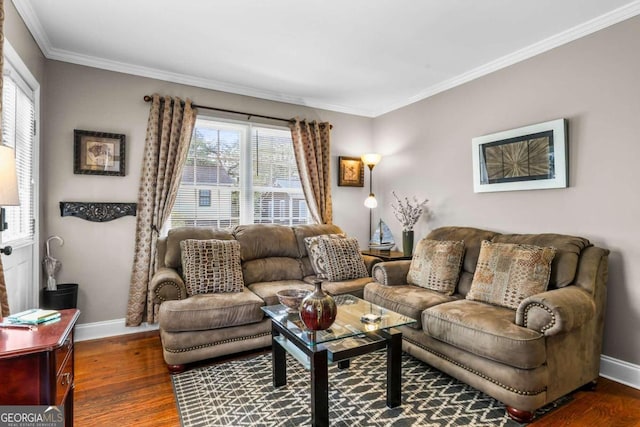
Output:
top-left (1, 44), bottom-right (39, 314)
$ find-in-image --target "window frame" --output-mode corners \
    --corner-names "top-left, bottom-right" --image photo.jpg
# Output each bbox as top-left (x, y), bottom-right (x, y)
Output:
top-left (198, 189), bottom-right (211, 207)
top-left (2, 42), bottom-right (40, 250)
top-left (169, 115), bottom-right (309, 229)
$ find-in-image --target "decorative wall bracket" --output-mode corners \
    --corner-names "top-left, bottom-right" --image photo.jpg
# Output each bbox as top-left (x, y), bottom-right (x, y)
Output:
top-left (60, 202), bottom-right (137, 222)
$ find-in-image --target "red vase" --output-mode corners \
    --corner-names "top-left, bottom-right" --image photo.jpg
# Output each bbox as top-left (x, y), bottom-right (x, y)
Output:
top-left (299, 280), bottom-right (337, 330)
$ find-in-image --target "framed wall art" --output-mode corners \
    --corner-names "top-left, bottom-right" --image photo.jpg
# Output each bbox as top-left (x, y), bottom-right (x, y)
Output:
top-left (74, 129), bottom-right (126, 176)
top-left (471, 119), bottom-right (567, 193)
top-left (338, 156), bottom-right (364, 187)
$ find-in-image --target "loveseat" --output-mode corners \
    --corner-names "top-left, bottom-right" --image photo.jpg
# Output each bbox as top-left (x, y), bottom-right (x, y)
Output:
top-left (151, 223), bottom-right (379, 372)
top-left (364, 226), bottom-right (609, 422)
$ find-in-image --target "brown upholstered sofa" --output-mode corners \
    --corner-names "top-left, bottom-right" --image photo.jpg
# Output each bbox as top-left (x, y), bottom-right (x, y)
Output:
top-left (364, 226), bottom-right (609, 422)
top-left (151, 223), bottom-right (378, 372)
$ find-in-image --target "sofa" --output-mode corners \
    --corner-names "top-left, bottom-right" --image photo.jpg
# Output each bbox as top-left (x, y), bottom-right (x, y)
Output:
top-left (364, 226), bottom-right (609, 422)
top-left (151, 223), bottom-right (379, 372)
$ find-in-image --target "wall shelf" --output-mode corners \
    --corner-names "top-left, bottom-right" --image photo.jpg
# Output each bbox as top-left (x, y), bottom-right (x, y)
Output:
top-left (59, 201), bottom-right (137, 222)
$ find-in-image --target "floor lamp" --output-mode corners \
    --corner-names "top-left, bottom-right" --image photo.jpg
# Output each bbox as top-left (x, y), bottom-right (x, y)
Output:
top-left (361, 153), bottom-right (381, 243)
top-left (0, 145), bottom-right (20, 317)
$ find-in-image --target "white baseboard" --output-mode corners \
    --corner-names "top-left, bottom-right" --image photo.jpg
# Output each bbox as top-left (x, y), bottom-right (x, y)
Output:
top-left (600, 355), bottom-right (640, 390)
top-left (74, 319), bottom-right (640, 391)
top-left (75, 318), bottom-right (158, 342)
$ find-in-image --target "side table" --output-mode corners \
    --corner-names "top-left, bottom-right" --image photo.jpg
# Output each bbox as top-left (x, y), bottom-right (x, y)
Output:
top-left (361, 249), bottom-right (412, 261)
top-left (0, 308), bottom-right (80, 426)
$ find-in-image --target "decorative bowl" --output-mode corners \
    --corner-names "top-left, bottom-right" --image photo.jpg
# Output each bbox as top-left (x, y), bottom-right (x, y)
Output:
top-left (276, 289), bottom-right (312, 313)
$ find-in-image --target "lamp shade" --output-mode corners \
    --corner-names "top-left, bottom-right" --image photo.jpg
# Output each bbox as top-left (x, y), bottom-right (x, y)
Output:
top-left (361, 153), bottom-right (382, 168)
top-left (364, 193), bottom-right (378, 208)
top-left (0, 145), bottom-right (20, 206)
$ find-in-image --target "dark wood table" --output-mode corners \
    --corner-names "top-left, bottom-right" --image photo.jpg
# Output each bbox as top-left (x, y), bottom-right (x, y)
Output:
top-left (262, 295), bottom-right (415, 427)
top-left (1, 308), bottom-right (80, 426)
top-left (361, 249), bottom-right (412, 261)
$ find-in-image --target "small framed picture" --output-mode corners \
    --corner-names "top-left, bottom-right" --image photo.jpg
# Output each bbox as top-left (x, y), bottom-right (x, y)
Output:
top-left (74, 129), bottom-right (126, 176)
top-left (338, 156), bottom-right (364, 187)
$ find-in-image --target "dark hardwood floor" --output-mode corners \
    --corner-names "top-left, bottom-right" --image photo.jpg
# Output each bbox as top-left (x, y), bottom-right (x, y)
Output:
top-left (74, 331), bottom-right (640, 426)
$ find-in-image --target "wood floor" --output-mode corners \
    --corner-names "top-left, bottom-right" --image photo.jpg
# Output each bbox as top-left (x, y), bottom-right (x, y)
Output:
top-left (74, 331), bottom-right (640, 426)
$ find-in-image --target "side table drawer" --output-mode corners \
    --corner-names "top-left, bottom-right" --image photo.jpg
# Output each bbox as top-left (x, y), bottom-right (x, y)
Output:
top-left (56, 347), bottom-right (74, 405)
top-left (55, 334), bottom-right (73, 375)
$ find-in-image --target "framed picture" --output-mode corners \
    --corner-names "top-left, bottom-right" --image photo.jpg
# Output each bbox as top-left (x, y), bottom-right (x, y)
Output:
top-left (74, 129), bottom-right (126, 176)
top-left (338, 156), bottom-right (364, 187)
top-left (471, 119), bottom-right (567, 193)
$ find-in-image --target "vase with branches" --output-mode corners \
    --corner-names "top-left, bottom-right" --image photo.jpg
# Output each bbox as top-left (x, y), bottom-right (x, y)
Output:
top-left (391, 192), bottom-right (428, 256)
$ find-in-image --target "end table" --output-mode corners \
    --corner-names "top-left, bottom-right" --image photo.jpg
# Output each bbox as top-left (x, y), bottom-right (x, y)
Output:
top-left (0, 308), bottom-right (80, 426)
top-left (361, 249), bottom-right (412, 261)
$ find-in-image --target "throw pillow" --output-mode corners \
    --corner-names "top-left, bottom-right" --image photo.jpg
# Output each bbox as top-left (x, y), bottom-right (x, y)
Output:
top-left (466, 240), bottom-right (556, 310)
top-left (180, 239), bottom-right (244, 295)
top-left (316, 237), bottom-right (368, 282)
top-left (407, 239), bottom-right (465, 295)
top-left (304, 233), bottom-right (345, 279)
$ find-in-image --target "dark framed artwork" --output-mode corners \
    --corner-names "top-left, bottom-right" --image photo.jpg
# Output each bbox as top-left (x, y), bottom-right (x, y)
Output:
top-left (338, 156), bottom-right (364, 187)
top-left (74, 129), bottom-right (126, 176)
top-left (472, 119), bottom-right (567, 193)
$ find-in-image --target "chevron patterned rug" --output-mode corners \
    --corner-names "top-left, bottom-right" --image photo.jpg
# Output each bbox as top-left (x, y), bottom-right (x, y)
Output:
top-left (172, 351), bottom-right (567, 426)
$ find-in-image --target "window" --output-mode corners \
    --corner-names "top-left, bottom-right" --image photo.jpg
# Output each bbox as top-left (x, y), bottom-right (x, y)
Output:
top-left (198, 189), bottom-right (211, 207)
top-left (2, 62), bottom-right (35, 245)
top-left (170, 118), bottom-right (309, 228)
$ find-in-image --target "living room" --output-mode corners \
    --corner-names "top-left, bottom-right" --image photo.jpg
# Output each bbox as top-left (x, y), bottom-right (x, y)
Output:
top-left (1, 1), bottom-right (640, 426)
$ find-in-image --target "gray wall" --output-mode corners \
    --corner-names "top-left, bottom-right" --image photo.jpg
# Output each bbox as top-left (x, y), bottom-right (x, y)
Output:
top-left (42, 61), bottom-right (373, 325)
top-left (372, 16), bottom-right (640, 364)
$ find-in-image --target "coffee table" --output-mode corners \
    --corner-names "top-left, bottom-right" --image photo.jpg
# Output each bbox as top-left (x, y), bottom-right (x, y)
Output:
top-left (262, 294), bottom-right (416, 427)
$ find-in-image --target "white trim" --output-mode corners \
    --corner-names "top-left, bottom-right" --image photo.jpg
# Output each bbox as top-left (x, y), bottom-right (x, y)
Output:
top-left (75, 318), bottom-right (158, 342)
top-left (13, 0), bottom-right (640, 117)
top-left (600, 355), bottom-right (640, 390)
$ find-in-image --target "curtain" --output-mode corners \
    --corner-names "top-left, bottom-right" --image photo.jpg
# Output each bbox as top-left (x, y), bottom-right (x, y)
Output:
top-left (126, 94), bottom-right (196, 326)
top-left (0, 0), bottom-right (9, 318)
top-left (289, 119), bottom-right (332, 224)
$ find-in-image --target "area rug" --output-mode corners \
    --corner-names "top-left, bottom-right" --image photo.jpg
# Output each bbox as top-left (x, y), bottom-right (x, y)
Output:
top-left (172, 351), bottom-right (568, 427)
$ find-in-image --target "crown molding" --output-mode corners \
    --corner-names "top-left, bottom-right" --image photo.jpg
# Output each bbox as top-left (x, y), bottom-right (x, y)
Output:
top-left (14, 0), bottom-right (640, 118)
top-left (373, 0), bottom-right (640, 116)
top-left (43, 46), bottom-right (377, 117)
top-left (10, 0), bottom-right (53, 56)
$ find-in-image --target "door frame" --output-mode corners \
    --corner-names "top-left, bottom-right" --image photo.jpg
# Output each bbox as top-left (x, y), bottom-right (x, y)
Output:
top-left (2, 40), bottom-right (41, 309)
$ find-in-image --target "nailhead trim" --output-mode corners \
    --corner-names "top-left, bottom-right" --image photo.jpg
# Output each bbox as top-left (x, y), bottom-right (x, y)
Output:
top-left (522, 302), bottom-right (556, 332)
top-left (373, 265), bottom-right (388, 285)
top-left (403, 336), bottom-right (546, 396)
top-left (165, 331), bottom-right (271, 353)
top-left (154, 281), bottom-right (184, 303)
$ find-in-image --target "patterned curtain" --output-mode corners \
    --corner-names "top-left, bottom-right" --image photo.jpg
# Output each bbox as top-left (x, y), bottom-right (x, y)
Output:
top-left (289, 119), bottom-right (332, 224)
top-left (126, 94), bottom-right (197, 326)
top-left (0, 0), bottom-right (9, 318)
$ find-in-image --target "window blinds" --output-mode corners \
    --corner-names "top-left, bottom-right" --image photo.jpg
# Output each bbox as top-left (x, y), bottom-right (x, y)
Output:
top-left (1, 66), bottom-right (35, 244)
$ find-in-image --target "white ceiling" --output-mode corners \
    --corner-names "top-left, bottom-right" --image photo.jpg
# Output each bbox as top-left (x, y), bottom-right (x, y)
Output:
top-left (13, 0), bottom-right (640, 117)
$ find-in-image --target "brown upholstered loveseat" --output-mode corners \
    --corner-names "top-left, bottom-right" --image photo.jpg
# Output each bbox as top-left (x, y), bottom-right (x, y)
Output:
top-left (364, 226), bottom-right (609, 422)
top-left (151, 223), bottom-right (378, 372)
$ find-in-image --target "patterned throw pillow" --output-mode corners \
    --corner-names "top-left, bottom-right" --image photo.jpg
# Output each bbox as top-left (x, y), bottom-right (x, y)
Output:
top-left (316, 237), bottom-right (368, 282)
top-left (304, 234), bottom-right (345, 279)
top-left (407, 239), bottom-right (465, 295)
top-left (180, 239), bottom-right (244, 295)
top-left (466, 240), bottom-right (556, 310)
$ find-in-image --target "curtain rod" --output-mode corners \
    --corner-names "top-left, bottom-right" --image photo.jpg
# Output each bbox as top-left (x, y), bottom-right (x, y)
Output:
top-left (143, 95), bottom-right (296, 125)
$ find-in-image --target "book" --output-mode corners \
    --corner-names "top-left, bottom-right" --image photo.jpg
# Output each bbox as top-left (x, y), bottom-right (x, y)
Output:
top-left (7, 309), bottom-right (61, 325)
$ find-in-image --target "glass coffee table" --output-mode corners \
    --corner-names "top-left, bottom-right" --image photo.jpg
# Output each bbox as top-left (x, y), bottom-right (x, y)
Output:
top-left (262, 294), bottom-right (416, 427)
